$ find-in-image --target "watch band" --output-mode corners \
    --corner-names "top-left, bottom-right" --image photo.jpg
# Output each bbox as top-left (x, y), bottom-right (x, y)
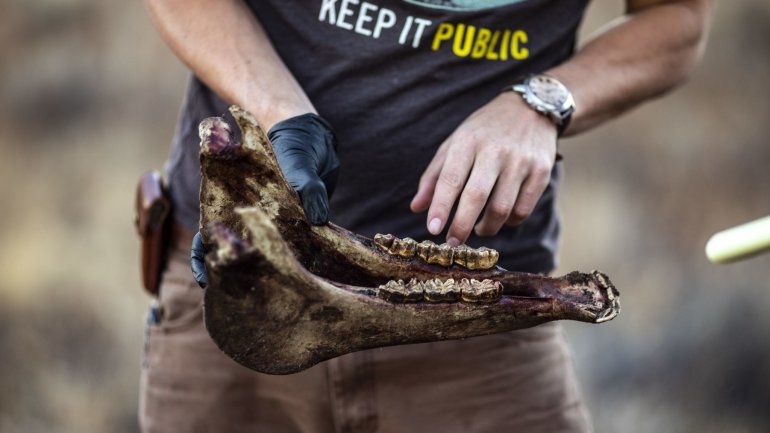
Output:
top-left (555, 106), bottom-right (573, 138)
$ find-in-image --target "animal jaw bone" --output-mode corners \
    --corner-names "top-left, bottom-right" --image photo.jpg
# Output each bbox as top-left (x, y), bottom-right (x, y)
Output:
top-left (199, 105), bottom-right (621, 375)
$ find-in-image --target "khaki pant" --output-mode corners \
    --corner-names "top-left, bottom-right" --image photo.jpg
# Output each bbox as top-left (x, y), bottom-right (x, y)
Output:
top-left (140, 241), bottom-right (592, 433)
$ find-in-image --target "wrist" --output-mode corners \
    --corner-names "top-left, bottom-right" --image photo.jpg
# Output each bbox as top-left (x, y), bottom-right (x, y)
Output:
top-left (493, 91), bottom-right (559, 136)
top-left (257, 103), bottom-right (317, 132)
top-left (242, 85), bottom-right (317, 131)
top-left (503, 73), bottom-right (575, 137)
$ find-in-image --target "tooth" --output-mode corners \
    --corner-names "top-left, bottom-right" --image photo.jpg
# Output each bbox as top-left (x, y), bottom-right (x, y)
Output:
top-left (464, 249), bottom-right (481, 269)
top-left (376, 280), bottom-right (402, 302)
top-left (461, 279), bottom-right (502, 303)
top-left (427, 243), bottom-right (454, 267)
top-left (404, 278), bottom-right (424, 302)
top-left (374, 233), bottom-right (396, 252)
top-left (489, 249), bottom-right (500, 268)
top-left (391, 237), bottom-right (417, 257)
top-left (423, 278), bottom-right (460, 303)
top-left (458, 278), bottom-right (472, 297)
top-left (475, 250), bottom-right (490, 270)
top-left (377, 278), bottom-right (424, 303)
top-left (416, 240), bottom-right (435, 262)
top-left (475, 247), bottom-right (499, 270)
top-left (452, 245), bottom-right (471, 268)
top-left (377, 279), bottom-right (408, 303)
top-left (422, 280), bottom-right (439, 302)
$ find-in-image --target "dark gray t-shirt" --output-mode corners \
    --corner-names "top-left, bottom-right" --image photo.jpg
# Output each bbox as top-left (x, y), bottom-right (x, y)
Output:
top-left (166, 0), bottom-right (590, 273)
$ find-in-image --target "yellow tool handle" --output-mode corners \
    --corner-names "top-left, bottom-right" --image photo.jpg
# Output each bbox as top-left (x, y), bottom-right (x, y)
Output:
top-left (706, 215), bottom-right (770, 264)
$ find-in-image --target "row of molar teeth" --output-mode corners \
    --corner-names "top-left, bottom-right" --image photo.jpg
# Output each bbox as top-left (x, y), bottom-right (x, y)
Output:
top-left (377, 278), bottom-right (502, 304)
top-left (373, 234), bottom-right (499, 270)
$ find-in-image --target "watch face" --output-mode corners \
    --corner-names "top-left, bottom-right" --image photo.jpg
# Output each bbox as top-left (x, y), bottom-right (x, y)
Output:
top-left (528, 75), bottom-right (569, 109)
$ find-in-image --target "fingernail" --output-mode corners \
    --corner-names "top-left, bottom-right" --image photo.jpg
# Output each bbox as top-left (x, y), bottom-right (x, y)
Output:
top-left (447, 237), bottom-right (461, 247)
top-left (428, 218), bottom-right (442, 234)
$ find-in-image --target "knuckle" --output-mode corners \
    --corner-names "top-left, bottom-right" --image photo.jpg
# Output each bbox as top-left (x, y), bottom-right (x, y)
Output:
top-left (507, 154), bottom-right (528, 172)
top-left (532, 168), bottom-right (551, 182)
top-left (516, 190), bottom-right (538, 209)
top-left (494, 141), bottom-right (513, 155)
top-left (464, 184), bottom-right (489, 204)
top-left (475, 225), bottom-right (492, 237)
top-left (488, 201), bottom-right (512, 220)
top-left (452, 219), bottom-right (474, 236)
top-left (516, 151), bottom-right (535, 164)
top-left (532, 159), bottom-right (553, 178)
top-left (476, 222), bottom-right (500, 237)
top-left (481, 142), bottom-right (505, 157)
top-left (439, 170), bottom-right (465, 189)
top-left (512, 206), bottom-right (531, 221)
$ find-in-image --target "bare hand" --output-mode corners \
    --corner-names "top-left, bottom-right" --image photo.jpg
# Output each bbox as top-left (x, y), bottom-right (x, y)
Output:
top-left (410, 92), bottom-right (558, 246)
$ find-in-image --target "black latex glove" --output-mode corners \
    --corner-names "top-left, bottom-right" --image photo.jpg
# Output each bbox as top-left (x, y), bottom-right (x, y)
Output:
top-left (268, 113), bottom-right (340, 225)
top-left (191, 113), bottom-right (340, 289)
top-left (191, 232), bottom-right (208, 289)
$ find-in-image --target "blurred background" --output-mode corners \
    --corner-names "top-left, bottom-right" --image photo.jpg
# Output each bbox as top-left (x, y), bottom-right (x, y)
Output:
top-left (0, 0), bottom-right (768, 432)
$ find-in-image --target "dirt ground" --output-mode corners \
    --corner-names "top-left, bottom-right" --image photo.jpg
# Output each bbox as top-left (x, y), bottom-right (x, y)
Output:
top-left (1, 1), bottom-right (768, 432)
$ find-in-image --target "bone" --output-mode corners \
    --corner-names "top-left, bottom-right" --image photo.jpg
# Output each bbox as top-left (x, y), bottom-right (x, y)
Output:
top-left (199, 117), bottom-right (241, 158)
top-left (198, 106), bottom-right (621, 375)
top-left (209, 222), bottom-right (250, 263)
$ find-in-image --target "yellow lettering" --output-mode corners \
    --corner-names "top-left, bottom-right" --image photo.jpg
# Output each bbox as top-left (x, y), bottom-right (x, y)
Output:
top-left (453, 23), bottom-right (475, 57)
top-left (471, 28), bottom-right (492, 59)
top-left (499, 30), bottom-right (510, 61)
top-left (434, 24), bottom-right (529, 62)
top-left (432, 23), bottom-right (454, 51)
top-left (485, 30), bottom-right (501, 60)
top-left (511, 30), bottom-right (529, 60)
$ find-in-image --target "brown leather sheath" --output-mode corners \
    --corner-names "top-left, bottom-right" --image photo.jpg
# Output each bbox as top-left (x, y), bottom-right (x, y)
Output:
top-left (134, 170), bottom-right (171, 296)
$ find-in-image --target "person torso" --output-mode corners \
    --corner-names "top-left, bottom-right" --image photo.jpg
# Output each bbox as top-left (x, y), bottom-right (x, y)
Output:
top-left (166, 0), bottom-right (591, 272)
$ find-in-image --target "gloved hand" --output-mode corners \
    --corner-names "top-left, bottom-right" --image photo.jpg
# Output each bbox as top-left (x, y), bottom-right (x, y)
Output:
top-left (191, 113), bottom-right (340, 289)
top-left (269, 113), bottom-right (341, 225)
top-left (191, 232), bottom-right (209, 289)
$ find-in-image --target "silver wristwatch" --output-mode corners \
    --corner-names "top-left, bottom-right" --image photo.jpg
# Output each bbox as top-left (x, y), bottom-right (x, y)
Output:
top-left (506, 74), bottom-right (575, 137)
